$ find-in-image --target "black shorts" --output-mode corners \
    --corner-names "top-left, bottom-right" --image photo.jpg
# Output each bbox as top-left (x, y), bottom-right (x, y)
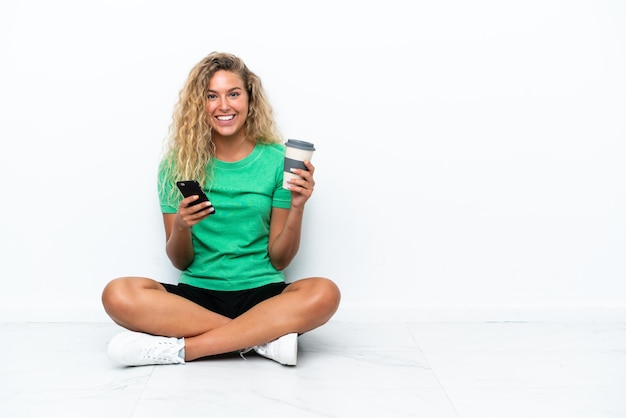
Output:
top-left (161, 282), bottom-right (289, 319)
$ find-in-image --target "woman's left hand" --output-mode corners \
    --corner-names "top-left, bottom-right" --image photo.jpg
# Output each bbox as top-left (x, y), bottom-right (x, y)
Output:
top-left (287, 160), bottom-right (315, 209)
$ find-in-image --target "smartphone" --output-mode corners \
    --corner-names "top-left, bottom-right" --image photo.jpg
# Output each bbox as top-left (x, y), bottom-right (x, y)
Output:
top-left (176, 180), bottom-right (215, 213)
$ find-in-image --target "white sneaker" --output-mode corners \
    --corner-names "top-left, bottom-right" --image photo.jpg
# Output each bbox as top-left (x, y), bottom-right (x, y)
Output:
top-left (107, 331), bottom-right (185, 366)
top-left (248, 333), bottom-right (298, 366)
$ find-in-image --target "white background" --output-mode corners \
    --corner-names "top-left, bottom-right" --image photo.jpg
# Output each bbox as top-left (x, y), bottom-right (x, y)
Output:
top-left (1, 0), bottom-right (624, 321)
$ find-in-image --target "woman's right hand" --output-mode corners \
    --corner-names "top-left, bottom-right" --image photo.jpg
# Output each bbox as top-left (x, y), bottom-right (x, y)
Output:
top-left (176, 196), bottom-right (215, 228)
top-left (164, 196), bottom-right (213, 270)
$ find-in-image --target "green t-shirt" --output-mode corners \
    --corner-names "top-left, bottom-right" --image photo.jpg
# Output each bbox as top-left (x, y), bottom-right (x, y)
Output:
top-left (158, 143), bottom-right (292, 291)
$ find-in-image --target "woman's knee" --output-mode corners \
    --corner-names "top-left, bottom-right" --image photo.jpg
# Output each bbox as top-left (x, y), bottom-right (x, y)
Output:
top-left (102, 277), bottom-right (129, 314)
top-left (321, 278), bottom-right (341, 312)
top-left (101, 276), bottom-right (156, 315)
top-left (299, 277), bottom-right (341, 316)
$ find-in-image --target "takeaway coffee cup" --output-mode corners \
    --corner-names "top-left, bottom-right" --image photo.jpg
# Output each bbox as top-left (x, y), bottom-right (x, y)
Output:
top-left (283, 139), bottom-right (315, 189)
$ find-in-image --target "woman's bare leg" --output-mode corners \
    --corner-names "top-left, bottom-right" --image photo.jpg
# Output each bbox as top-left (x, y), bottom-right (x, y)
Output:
top-left (101, 276), bottom-right (341, 362)
top-left (102, 277), bottom-right (231, 337)
top-left (183, 277), bottom-right (340, 360)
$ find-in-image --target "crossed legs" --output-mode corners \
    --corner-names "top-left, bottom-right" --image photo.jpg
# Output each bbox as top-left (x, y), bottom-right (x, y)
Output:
top-left (101, 277), bottom-right (341, 362)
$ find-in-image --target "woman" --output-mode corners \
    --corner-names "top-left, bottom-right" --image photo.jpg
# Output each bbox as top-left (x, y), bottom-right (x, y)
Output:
top-left (102, 52), bottom-right (341, 366)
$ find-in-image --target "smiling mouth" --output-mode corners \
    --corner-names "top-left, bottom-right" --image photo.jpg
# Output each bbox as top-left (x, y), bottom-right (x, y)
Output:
top-left (216, 115), bottom-right (234, 121)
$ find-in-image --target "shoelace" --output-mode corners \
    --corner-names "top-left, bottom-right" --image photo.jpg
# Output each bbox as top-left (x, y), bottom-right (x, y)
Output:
top-left (141, 339), bottom-right (183, 362)
top-left (239, 346), bottom-right (254, 360)
top-left (239, 342), bottom-right (268, 360)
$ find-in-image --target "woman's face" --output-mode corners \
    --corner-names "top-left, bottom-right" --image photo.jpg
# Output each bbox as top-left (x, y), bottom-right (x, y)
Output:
top-left (205, 70), bottom-right (249, 140)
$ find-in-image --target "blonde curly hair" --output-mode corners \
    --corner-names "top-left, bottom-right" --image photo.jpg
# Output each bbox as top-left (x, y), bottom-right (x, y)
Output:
top-left (160, 52), bottom-right (282, 202)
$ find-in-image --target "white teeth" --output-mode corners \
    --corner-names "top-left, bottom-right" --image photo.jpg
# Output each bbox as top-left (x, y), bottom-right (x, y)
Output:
top-left (216, 115), bottom-right (234, 121)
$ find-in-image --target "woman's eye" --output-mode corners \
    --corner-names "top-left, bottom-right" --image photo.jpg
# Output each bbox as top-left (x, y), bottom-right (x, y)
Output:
top-left (229, 92), bottom-right (239, 97)
top-left (207, 94), bottom-right (217, 99)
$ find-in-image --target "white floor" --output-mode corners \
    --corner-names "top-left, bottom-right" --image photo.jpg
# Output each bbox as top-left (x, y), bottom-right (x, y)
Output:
top-left (1, 320), bottom-right (625, 418)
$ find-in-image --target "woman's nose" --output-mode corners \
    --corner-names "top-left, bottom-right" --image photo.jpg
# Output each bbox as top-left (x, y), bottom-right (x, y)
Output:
top-left (218, 96), bottom-right (229, 110)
